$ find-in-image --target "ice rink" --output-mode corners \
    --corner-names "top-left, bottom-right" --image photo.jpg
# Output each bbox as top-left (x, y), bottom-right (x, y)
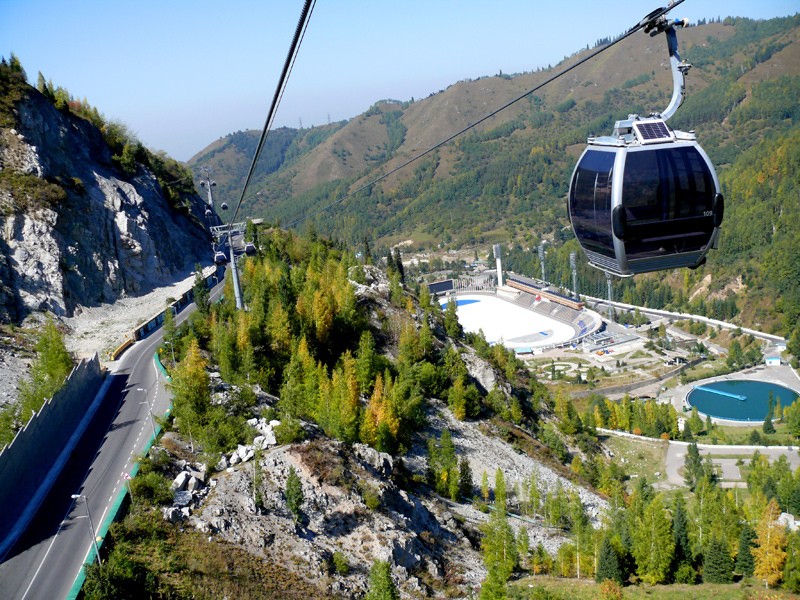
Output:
top-left (443, 294), bottom-right (577, 350)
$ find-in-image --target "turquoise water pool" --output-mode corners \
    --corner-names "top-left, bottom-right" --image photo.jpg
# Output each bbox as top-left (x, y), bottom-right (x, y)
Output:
top-left (686, 379), bottom-right (799, 421)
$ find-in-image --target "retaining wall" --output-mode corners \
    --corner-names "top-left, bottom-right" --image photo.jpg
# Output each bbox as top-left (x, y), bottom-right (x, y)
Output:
top-left (0, 355), bottom-right (106, 557)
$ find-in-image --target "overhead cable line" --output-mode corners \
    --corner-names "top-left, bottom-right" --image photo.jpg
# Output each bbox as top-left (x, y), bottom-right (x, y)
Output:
top-left (228, 0), bottom-right (316, 227)
top-left (220, 0), bottom-right (316, 310)
top-left (285, 0), bottom-right (686, 230)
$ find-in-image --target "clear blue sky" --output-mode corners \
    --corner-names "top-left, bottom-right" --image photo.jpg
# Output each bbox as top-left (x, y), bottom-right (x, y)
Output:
top-left (2, 1), bottom-right (797, 161)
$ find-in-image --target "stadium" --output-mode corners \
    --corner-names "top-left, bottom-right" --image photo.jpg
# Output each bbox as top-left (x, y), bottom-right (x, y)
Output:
top-left (437, 271), bottom-right (603, 354)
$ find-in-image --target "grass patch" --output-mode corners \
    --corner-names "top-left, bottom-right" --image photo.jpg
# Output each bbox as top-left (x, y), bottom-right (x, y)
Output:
top-left (602, 435), bottom-right (668, 485)
top-left (509, 575), bottom-right (799, 599)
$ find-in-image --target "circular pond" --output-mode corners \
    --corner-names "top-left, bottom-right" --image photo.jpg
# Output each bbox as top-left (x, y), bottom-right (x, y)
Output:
top-left (686, 379), bottom-right (799, 422)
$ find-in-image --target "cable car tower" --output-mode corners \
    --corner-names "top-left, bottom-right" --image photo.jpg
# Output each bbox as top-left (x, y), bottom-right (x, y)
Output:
top-left (568, 10), bottom-right (724, 277)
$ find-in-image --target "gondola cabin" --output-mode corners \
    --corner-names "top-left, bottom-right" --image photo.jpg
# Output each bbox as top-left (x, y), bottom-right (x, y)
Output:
top-left (568, 117), bottom-right (723, 277)
top-left (244, 242), bottom-right (256, 255)
top-left (214, 251), bottom-right (228, 265)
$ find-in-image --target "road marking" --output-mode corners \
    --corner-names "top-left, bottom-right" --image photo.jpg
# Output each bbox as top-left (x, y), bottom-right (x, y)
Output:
top-left (22, 504), bottom-right (78, 599)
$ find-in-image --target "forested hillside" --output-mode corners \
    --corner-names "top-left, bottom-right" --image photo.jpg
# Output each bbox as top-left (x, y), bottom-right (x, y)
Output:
top-left (189, 16), bottom-right (800, 343)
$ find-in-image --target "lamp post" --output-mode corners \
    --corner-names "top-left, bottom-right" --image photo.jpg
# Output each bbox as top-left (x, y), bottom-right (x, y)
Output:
top-left (71, 494), bottom-right (101, 565)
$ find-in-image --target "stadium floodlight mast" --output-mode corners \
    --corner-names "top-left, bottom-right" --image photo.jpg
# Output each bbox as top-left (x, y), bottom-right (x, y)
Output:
top-left (493, 244), bottom-right (503, 287)
top-left (70, 494), bottom-right (101, 565)
top-left (569, 251), bottom-right (578, 299)
top-left (538, 243), bottom-right (546, 283)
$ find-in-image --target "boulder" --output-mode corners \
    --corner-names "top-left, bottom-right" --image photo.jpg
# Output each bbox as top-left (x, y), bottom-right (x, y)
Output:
top-left (162, 507), bottom-right (182, 523)
top-left (189, 517), bottom-right (211, 533)
top-left (171, 471), bottom-right (190, 491)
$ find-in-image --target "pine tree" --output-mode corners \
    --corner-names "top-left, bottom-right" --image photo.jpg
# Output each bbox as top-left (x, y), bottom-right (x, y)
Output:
top-left (458, 457), bottom-right (473, 500)
top-left (735, 524), bottom-right (756, 577)
top-left (753, 499), bottom-right (787, 588)
top-left (444, 299), bottom-right (462, 339)
top-left (672, 494), bottom-right (692, 573)
top-left (684, 442), bottom-right (703, 491)
top-left (393, 247), bottom-right (405, 284)
top-left (703, 536), bottom-right (733, 583)
top-left (285, 466), bottom-right (304, 522)
top-left (365, 560), bottom-right (398, 600)
top-left (192, 264), bottom-right (210, 315)
top-left (783, 531), bottom-right (800, 593)
top-left (596, 536), bottom-right (623, 584)
top-left (162, 301), bottom-right (177, 363)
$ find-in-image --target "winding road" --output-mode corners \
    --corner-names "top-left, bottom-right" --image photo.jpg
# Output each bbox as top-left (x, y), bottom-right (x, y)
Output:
top-left (0, 280), bottom-right (222, 600)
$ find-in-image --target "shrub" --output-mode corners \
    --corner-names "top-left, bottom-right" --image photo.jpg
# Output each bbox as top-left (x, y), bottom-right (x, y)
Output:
top-left (598, 579), bottom-right (624, 600)
top-left (274, 415), bottom-right (306, 444)
top-left (130, 471), bottom-right (173, 506)
top-left (361, 484), bottom-right (381, 511)
top-left (674, 562), bottom-right (697, 584)
top-left (332, 551), bottom-right (349, 575)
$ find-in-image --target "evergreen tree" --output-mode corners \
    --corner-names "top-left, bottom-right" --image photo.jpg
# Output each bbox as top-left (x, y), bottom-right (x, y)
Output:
top-left (285, 466), bottom-right (304, 522)
top-left (688, 407), bottom-right (704, 435)
top-left (703, 536), bottom-right (733, 583)
top-left (596, 536), bottom-right (623, 584)
top-left (783, 531), bottom-right (800, 593)
top-left (672, 494), bottom-right (693, 572)
top-left (444, 299), bottom-right (463, 339)
top-left (192, 264), bottom-right (210, 315)
top-left (362, 236), bottom-right (373, 265)
top-left (392, 247), bottom-right (405, 284)
top-left (735, 523), bottom-right (756, 577)
top-left (683, 442), bottom-right (703, 491)
top-left (458, 457), bottom-right (473, 500)
top-left (162, 302), bottom-right (177, 363)
top-left (762, 410), bottom-right (776, 434)
top-left (365, 560), bottom-right (399, 600)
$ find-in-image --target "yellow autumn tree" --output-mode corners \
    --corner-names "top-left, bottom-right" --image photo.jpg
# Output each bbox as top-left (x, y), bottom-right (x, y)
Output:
top-left (170, 338), bottom-right (210, 432)
top-left (753, 498), bottom-right (788, 588)
top-left (360, 374), bottom-right (399, 452)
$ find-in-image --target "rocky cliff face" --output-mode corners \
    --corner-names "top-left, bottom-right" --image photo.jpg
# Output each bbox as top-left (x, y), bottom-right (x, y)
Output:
top-left (0, 89), bottom-right (211, 323)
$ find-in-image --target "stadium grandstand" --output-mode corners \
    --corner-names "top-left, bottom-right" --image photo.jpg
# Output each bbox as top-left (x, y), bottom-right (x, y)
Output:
top-left (440, 271), bottom-right (603, 353)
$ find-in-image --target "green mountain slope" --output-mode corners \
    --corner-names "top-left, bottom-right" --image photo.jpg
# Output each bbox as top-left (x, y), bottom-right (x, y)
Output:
top-left (189, 15), bottom-right (800, 339)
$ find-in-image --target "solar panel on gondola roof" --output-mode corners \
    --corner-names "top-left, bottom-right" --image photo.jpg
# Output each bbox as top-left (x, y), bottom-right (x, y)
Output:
top-left (634, 120), bottom-right (671, 142)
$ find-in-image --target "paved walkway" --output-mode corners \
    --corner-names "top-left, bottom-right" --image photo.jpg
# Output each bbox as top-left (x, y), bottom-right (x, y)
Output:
top-left (664, 439), bottom-right (800, 488)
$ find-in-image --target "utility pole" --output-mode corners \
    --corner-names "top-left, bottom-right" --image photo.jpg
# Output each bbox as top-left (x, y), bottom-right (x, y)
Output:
top-left (606, 271), bottom-right (614, 319)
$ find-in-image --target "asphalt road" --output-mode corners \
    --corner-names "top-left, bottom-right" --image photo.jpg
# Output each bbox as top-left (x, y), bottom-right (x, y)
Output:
top-left (0, 279), bottom-right (223, 600)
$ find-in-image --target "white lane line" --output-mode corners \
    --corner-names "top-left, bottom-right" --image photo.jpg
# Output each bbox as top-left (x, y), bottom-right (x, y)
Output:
top-left (21, 504), bottom-right (78, 599)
